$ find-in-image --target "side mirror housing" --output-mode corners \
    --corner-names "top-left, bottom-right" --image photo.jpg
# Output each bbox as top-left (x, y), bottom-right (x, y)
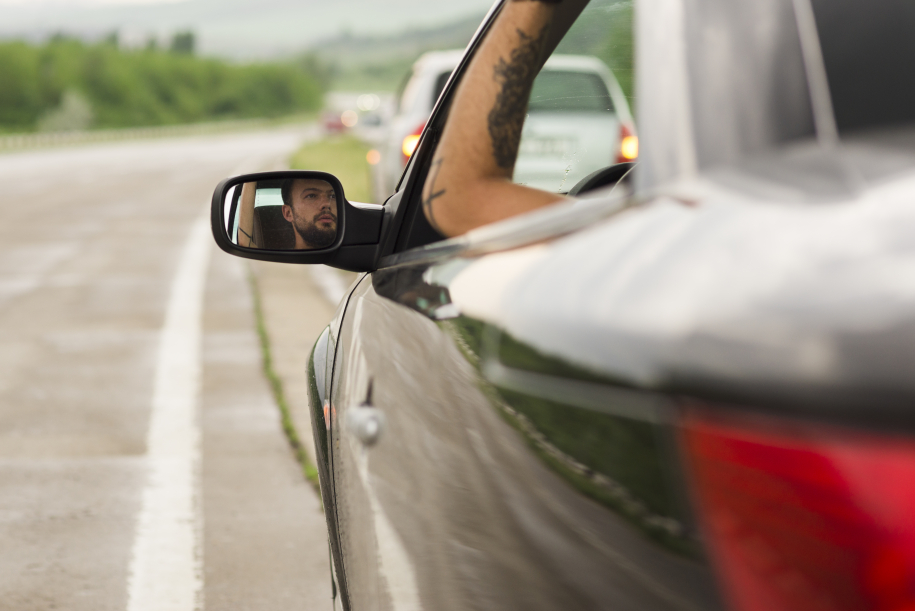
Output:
top-left (210, 170), bottom-right (385, 272)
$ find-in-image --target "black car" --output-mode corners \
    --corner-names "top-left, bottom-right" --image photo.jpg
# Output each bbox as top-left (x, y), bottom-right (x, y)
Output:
top-left (211, 1), bottom-right (915, 609)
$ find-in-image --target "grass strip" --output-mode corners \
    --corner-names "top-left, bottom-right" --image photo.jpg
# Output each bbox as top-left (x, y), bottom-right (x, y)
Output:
top-left (289, 134), bottom-right (374, 203)
top-left (247, 265), bottom-right (322, 495)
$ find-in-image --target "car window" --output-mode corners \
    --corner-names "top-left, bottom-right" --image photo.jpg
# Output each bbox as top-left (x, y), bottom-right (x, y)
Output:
top-left (811, 0), bottom-right (915, 135)
top-left (513, 0), bottom-right (635, 193)
top-left (528, 71), bottom-right (615, 113)
top-left (432, 71), bottom-right (452, 109)
top-left (253, 187), bottom-right (282, 207)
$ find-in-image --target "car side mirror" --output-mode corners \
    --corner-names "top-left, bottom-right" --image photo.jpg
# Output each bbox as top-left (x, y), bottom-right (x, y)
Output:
top-left (210, 170), bottom-right (385, 270)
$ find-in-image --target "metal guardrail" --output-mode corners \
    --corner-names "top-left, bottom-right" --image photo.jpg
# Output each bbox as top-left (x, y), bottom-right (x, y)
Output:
top-left (0, 118), bottom-right (284, 152)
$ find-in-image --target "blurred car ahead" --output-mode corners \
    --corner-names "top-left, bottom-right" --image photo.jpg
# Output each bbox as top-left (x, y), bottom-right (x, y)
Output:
top-left (322, 111), bottom-right (347, 134)
top-left (374, 50), bottom-right (464, 202)
top-left (375, 50), bottom-right (635, 202)
top-left (516, 54), bottom-right (635, 191)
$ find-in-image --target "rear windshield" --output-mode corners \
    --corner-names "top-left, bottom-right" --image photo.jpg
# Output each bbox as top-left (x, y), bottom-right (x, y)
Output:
top-left (527, 71), bottom-right (615, 113)
top-left (431, 71), bottom-right (452, 109)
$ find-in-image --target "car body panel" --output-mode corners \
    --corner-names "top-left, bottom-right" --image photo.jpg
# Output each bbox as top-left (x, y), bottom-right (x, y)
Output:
top-left (328, 258), bottom-right (722, 611)
top-left (318, 137), bottom-right (915, 606)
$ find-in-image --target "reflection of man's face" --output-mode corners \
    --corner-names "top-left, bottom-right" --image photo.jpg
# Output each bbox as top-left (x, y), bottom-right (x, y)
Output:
top-left (282, 179), bottom-right (338, 249)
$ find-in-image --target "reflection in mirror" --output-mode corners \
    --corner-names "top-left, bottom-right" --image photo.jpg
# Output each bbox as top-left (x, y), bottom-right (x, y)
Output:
top-left (224, 177), bottom-right (338, 250)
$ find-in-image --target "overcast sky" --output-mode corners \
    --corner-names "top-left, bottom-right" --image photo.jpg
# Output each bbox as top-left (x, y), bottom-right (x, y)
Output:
top-left (0, 0), bottom-right (187, 5)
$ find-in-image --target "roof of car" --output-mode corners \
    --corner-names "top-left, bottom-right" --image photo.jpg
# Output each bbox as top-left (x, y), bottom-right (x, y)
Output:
top-left (413, 50), bottom-right (615, 76)
top-left (541, 55), bottom-right (613, 73)
top-left (412, 50), bottom-right (465, 74)
top-left (405, 49), bottom-right (631, 128)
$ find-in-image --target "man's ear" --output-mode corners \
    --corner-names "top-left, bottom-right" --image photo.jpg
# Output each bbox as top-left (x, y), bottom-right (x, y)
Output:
top-left (281, 204), bottom-right (293, 223)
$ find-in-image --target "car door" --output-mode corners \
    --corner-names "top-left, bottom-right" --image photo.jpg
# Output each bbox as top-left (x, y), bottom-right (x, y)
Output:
top-left (328, 194), bottom-right (726, 610)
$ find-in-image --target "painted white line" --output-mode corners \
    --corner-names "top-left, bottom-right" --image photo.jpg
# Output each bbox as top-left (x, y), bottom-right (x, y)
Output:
top-left (310, 266), bottom-right (349, 305)
top-left (127, 214), bottom-right (211, 611)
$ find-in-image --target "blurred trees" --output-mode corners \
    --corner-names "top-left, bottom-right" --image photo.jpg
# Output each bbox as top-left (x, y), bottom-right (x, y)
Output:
top-left (0, 36), bottom-right (324, 133)
top-left (170, 31), bottom-right (195, 55)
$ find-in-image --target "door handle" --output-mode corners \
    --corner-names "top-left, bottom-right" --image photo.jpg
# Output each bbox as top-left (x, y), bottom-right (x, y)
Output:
top-left (347, 379), bottom-right (385, 447)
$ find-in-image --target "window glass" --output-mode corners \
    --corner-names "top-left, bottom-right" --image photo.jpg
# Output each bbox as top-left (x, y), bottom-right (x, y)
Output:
top-left (431, 71), bottom-right (453, 109)
top-left (514, 0), bottom-right (635, 193)
top-left (811, 0), bottom-right (915, 134)
top-left (528, 71), bottom-right (615, 113)
top-left (253, 187), bottom-right (282, 208)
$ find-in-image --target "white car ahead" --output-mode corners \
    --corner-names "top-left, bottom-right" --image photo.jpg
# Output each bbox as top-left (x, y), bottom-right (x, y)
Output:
top-left (375, 50), bottom-right (636, 201)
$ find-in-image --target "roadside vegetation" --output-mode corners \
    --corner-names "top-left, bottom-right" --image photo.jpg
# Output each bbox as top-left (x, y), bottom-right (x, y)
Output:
top-left (314, 0), bottom-right (633, 97)
top-left (248, 269), bottom-right (321, 494)
top-left (289, 135), bottom-right (374, 203)
top-left (0, 36), bottom-right (324, 133)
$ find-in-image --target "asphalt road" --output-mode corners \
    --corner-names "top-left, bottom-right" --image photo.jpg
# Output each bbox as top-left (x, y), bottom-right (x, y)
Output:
top-left (0, 128), bottom-right (339, 610)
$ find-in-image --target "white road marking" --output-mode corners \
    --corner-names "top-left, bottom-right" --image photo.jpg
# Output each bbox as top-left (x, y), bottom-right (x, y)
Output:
top-left (127, 214), bottom-right (211, 611)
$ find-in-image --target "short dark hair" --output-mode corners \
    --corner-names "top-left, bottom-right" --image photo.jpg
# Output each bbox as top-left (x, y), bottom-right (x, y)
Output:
top-left (280, 178), bottom-right (295, 207)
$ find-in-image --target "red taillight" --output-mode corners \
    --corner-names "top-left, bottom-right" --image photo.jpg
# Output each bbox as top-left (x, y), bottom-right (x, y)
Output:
top-left (402, 122), bottom-right (425, 164)
top-left (616, 122), bottom-right (638, 163)
top-left (681, 409), bottom-right (915, 611)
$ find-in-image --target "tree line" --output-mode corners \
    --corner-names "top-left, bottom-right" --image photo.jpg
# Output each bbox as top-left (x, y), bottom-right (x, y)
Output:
top-left (0, 36), bottom-right (325, 133)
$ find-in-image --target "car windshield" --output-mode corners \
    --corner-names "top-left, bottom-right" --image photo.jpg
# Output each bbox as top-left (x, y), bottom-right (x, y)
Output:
top-left (528, 71), bottom-right (615, 113)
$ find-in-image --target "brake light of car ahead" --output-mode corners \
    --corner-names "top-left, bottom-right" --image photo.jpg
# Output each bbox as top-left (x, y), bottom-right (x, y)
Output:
top-left (681, 407), bottom-right (915, 611)
top-left (402, 122), bottom-right (426, 163)
top-left (616, 122), bottom-right (638, 163)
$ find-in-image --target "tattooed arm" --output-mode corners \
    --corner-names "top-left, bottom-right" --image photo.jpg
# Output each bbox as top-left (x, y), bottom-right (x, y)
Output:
top-left (422, 0), bottom-right (566, 238)
top-left (236, 181), bottom-right (258, 248)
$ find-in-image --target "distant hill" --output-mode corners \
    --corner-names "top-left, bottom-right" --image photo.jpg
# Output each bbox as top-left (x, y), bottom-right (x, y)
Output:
top-left (315, 13), bottom-right (484, 67)
top-left (0, 0), bottom-right (495, 60)
top-left (314, 13), bottom-right (487, 92)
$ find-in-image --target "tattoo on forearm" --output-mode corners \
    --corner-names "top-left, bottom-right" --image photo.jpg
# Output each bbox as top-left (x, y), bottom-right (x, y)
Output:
top-left (423, 157), bottom-right (447, 234)
top-left (238, 227), bottom-right (257, 248)
top-left (488, 25), bottom-right (549, 170)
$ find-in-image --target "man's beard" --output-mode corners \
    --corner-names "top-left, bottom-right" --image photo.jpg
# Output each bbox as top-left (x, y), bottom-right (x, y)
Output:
top-left (294, 215), bottom-right (336, 248)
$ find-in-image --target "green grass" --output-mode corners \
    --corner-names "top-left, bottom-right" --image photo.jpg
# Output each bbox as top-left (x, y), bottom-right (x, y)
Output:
top-left (289, 135), bottom-right (374, 203)
top-left (247, 267), bottom-right (321, 495)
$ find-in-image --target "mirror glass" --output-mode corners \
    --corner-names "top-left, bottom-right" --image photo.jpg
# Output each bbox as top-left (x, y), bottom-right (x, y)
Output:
top-left (222, 176), bottom-right (339, 250)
